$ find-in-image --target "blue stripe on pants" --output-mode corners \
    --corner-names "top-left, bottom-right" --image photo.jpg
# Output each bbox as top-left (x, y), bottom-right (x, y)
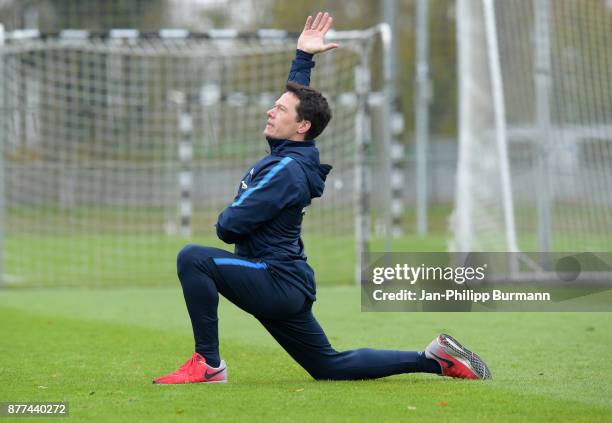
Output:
top-left (213, 258), bottom-right (268, 269)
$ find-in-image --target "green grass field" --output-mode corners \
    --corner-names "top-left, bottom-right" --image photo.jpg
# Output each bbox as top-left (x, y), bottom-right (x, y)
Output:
top-left (1, 287), bottom-right (611, 422)
top-left (3, 232), bottom-right (451, 287)
top-left (2, 206), bottom-right (612, 421)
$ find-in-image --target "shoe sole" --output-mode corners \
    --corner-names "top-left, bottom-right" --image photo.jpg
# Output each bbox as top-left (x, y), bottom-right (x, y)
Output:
top-left (438, 333), bottom-right (492, 380)
top-left (153, 379), bottom-right (227, 385)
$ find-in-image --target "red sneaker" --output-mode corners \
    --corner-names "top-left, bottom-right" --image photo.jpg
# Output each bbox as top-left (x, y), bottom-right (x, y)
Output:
top-left (425, 334), bottom-right (492, 380)
top-left (153, 353), bottom-right (227, 384)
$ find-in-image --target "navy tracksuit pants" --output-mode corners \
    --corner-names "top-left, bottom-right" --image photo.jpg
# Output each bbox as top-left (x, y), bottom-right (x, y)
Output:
top-left (177, 244), bottom-right (440, 380)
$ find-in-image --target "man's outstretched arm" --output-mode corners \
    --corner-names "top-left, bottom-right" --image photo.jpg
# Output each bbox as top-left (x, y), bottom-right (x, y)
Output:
top-left (288, 12), bottom-right (338, 86)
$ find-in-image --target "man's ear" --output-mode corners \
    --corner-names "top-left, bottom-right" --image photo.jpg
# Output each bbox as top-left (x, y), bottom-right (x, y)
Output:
top-left (297, 120), bottom-right (311, 135)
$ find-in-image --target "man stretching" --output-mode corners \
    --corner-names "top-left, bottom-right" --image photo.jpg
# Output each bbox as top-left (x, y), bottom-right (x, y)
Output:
top-left (153, 12), bottom-right (491, 384)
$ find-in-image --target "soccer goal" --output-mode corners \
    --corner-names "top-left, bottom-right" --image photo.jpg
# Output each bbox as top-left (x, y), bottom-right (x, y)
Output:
top-left (453, 0), bottom-right (612, 258)
top-left (0, 25), bottom-right (387, 287)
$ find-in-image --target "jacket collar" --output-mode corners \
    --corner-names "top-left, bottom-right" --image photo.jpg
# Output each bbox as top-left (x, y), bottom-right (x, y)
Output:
top-left (266, 137), bottom-right (315, 152)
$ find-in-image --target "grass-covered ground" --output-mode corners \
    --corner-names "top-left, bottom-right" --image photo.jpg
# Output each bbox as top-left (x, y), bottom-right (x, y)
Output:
top-left (2, 206), bottom-right (611, 420)
top-left (1, 286), bottom-right (611, 422)
top-left (2, 232), bottom-right (450, 287)
top-left (4, 203), bottom-right (611, 288)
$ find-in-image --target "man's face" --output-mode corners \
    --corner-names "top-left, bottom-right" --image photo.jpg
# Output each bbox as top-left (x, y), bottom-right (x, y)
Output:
top-left (263, 91), bottom-right (308, 140)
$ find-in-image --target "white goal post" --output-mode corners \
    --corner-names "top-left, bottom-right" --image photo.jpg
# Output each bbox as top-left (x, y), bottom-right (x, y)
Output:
top-left (453, 0), bottom-right (612, 259)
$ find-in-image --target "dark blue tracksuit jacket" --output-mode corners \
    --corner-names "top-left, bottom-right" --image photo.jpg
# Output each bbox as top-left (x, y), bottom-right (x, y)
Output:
top-left (215, 50), bottom-right (331, 301)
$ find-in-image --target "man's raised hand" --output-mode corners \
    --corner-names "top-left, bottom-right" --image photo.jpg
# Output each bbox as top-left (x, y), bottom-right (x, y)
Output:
top-left (297, 12), bottom-right (339, 55)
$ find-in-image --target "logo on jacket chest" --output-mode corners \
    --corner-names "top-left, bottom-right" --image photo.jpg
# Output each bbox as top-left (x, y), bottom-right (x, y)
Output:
top-left (240, 168), bottom-right (255, 191)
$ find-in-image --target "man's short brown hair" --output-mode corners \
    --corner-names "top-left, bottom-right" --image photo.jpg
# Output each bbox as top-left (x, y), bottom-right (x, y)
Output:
top-left (285, 81), bottom-right (332, 140)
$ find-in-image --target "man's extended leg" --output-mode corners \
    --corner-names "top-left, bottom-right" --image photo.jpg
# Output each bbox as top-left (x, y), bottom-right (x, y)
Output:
top-left (259, 307), bottom-right (442, 380)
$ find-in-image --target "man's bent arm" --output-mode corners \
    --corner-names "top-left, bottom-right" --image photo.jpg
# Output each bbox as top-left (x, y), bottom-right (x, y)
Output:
top-left (215, 159), bottom-right (306, 244)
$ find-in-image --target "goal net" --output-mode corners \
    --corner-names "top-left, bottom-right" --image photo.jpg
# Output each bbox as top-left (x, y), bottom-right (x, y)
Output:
top-left (0, 27), bottom-right (382, 287)
top-left (453, 0), bottom-right (612, 254)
